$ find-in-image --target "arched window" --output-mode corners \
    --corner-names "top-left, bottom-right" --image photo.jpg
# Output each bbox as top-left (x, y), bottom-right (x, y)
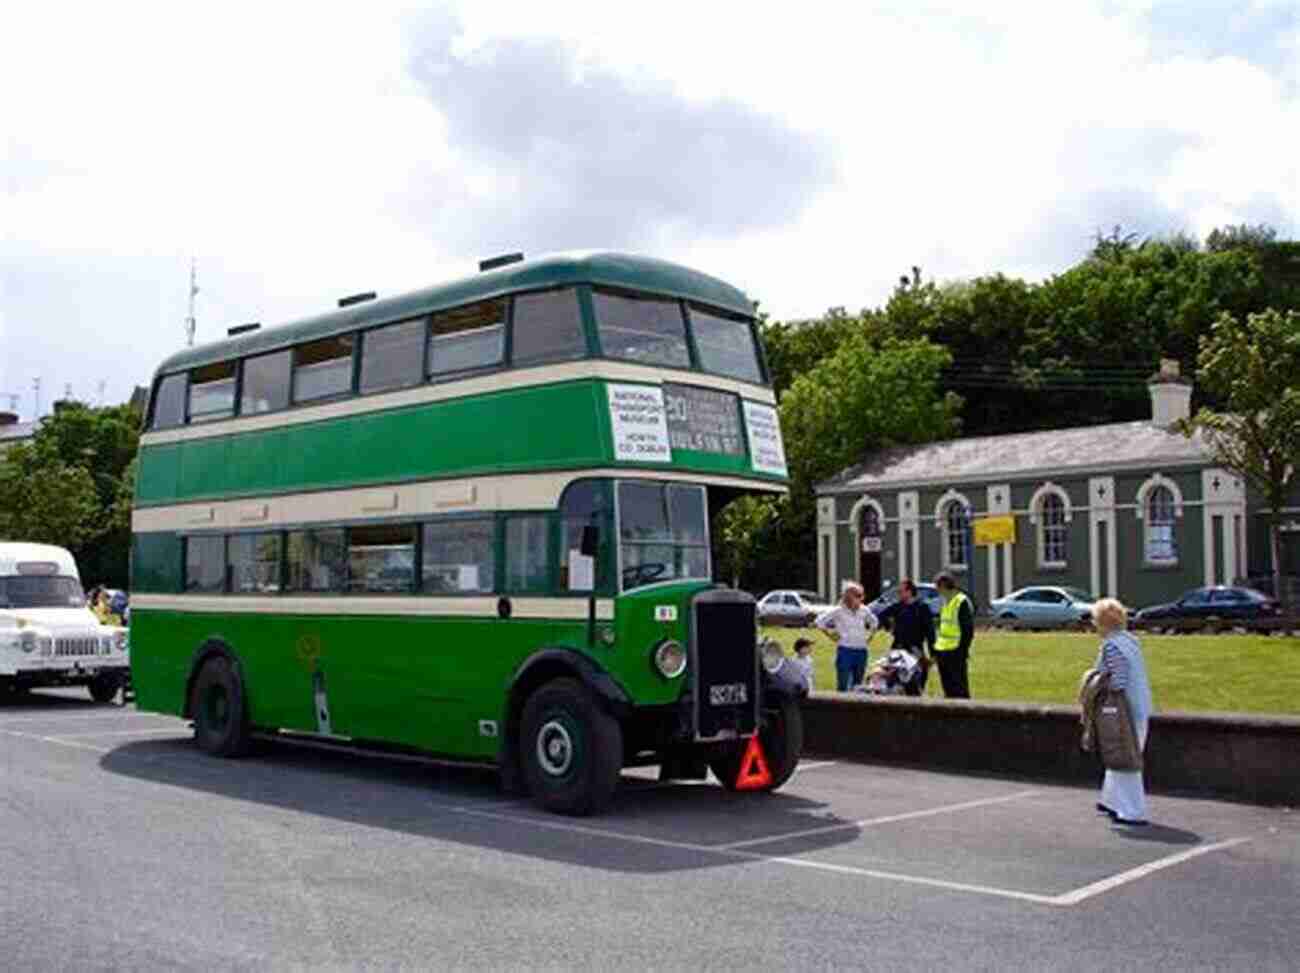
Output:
top-left (1145, 485), bottom-right (1178, 564)
top-left (861, 506), bottom-right (881, 537)
top-left (943, 501), bottom-right (969, 568)
top-left (1039, 493), bottom-right (1068, 566)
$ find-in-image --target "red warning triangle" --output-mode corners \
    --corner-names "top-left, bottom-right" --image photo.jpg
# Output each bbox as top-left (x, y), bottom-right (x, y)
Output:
top-left (734, 734), bottom-right (773, 791)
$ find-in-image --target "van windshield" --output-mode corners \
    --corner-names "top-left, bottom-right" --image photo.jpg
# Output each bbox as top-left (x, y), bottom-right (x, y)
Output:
top-left (0, 575), bottom-right (86, 609)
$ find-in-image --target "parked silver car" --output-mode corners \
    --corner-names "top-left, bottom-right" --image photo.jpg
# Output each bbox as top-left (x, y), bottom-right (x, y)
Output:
top-left (757, 589), bottom-right (834, 627)
top-left (990, 586), bottom-right (1096, 630)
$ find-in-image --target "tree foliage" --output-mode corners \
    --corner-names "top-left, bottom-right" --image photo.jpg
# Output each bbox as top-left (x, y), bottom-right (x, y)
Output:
top-left (1181, 309), bottom-right (1300, 601)
top-left (0, 401), bottom-right (142, 587)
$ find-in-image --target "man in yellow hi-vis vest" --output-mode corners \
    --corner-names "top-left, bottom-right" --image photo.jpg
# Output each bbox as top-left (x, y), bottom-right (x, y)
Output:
top-left (932, 573), bottom-right (974, 698)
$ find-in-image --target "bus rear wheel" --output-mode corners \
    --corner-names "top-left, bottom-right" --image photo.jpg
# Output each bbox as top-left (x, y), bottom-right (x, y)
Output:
top-left (520, 678), bottom-right (622, 816)
top-left (191, 657), bottom-right (254, 757)
top-left (710, 696), bottom-right (803, 793)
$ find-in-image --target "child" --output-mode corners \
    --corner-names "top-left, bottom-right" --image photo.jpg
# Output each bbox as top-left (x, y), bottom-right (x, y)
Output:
top-left (790, 637), bottom-right (815, 692)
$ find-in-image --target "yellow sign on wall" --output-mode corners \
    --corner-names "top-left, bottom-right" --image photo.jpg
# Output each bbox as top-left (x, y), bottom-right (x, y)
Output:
top-left (973, 515), bottom-right (1017, 546)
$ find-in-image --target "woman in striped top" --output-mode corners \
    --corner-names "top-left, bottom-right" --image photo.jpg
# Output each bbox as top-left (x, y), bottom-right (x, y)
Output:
top-left (1091, 598), bottom-right (1154, 826)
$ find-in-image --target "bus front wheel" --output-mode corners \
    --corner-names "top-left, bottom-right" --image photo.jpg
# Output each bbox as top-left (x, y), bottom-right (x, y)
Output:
top-left (191, 657), bottom-right (254, 758)
top-left (520, 677), bottom-right (623, 816)
top-left (710, 696), bottom-right (803, 792)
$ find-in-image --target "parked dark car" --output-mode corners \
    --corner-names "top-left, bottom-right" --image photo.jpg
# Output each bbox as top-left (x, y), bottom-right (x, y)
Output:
top-left (1133, 586), bottom-right (1283, 632)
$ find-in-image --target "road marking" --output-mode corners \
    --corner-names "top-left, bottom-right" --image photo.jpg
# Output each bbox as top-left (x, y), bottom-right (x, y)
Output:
top-left (716, 789), bottom-right (1041, 849)
top-left (757, 854), bottom-right (1062, 905)
top-left (0, 711), bottom-right (164, 726)
top-left (794, 760), bottom-right (837, 772)
top-left (0, 728), bottom-right (111, 753)
top-left (1050, 837), bottom-right (1252, 906)
top-left (53, 727), bottom-right (189, 739)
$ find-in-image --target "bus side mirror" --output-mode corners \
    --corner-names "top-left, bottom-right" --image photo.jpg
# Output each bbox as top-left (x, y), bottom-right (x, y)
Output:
top-left (580, 525), bottom-right (599, 558)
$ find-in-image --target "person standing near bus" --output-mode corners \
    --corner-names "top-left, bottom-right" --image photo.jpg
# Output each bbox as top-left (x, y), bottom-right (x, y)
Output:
top-left (932, 573), bottom-right (974, 698)
top-left (815, 581), bottom-right (878, 692)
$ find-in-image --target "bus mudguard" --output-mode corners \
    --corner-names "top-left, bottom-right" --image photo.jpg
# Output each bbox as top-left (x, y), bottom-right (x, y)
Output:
top-left (506, 648), bottom-right (632, 716)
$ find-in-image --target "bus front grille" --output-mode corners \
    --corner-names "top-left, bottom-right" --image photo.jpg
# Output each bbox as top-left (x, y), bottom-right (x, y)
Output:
top-left (692, 592), bottom-right (760, 741)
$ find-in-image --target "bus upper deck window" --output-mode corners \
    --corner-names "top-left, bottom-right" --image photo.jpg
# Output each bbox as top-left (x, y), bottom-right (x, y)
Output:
top-left (511, 288), bottom-right (586, 367)
top-left (688, 307), bottom-right (764, 384)
top-left (240, 349), bottom-right (291, 415)
top-left (427, 299), bottom-right (506, 377)
top-left (150, 373), bottom-right (188, 429)
top-left (360, 317), bottom-right (426, 393)
top-left (188, 361), bottom-right (237, 423)
top-left (593, 290), bottom-right (690, 369)
top-left (293, 335), bottom-right (355, 404)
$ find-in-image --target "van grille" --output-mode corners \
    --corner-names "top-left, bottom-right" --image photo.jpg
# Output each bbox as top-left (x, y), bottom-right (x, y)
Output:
top-left (55, 636), bottom-right (100, 657)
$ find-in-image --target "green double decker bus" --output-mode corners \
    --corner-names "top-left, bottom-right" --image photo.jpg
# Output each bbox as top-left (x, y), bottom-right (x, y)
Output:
top-left (130, 251), bottom-right (803, 814)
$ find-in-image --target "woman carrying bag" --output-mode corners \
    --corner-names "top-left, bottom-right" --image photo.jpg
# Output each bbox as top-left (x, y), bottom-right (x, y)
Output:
top-left (1084, 598), bottom-right (1154, 827)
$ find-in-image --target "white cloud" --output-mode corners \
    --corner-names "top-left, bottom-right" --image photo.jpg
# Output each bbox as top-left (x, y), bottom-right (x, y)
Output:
top-left (3, 0), bottom-right (1296, 418)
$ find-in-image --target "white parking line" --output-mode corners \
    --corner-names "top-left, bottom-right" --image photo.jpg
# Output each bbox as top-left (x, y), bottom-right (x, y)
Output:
top-left (53, 727), bottom-right (189, 739)
top-left (1051, 837), bottom-right (1252, 906)
top-left (716, 789), bottom-right (1041, 850)
top-left (0, 728), bottom-right (110, 753)
top-left (0, 711), bottom-right (163, 727)
top-left (794, 760), bottom-right (837, 772)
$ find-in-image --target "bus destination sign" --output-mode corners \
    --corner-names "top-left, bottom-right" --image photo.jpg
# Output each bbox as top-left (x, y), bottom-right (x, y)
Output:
top-left (663, 384), bottom-right (744, 457)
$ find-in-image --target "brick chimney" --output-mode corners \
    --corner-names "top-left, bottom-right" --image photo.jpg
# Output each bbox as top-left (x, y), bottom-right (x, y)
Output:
top-left (1148, 359), bottom-right (1191, 428)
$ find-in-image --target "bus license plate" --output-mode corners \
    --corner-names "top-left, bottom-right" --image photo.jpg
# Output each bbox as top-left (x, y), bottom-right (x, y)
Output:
top-left (709, 683), bottom-right (748, 706)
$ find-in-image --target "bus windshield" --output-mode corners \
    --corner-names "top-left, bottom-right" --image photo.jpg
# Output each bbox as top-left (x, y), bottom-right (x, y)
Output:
top-left (0, 575), bottom-right (86, 609)
top-left (617, 481), bottom-right (710, 591)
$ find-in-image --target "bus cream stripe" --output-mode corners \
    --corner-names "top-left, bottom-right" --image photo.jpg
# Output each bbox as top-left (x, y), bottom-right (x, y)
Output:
top-left (140, 360), bottom-right (776, 447)
top-left (130, 593), bottom-right (616, 620)
top-left (131, 469), bottom-right (784, 533)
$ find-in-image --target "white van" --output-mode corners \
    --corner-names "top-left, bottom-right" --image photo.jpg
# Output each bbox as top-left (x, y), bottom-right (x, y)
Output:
top-left (0, 542), bottom-right (130, 702)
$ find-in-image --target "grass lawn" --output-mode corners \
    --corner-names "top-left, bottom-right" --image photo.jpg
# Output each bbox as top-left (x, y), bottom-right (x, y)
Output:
top-left (761, 626), bottom-right (1300, 715)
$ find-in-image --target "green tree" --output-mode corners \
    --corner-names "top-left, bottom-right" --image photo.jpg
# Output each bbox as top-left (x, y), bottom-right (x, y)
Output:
top-left (1181, 309), bottom-right (1300, 604)
top-left (713, 494), bottom-right (777, 590)
top-left (0, 401), bottom-right (143, 587)
top-left (759, 308), bottom-right (863, 397)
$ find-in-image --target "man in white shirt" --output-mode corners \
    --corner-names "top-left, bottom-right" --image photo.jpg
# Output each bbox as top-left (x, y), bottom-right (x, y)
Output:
top-left (816, 581), bottom-right (879, 691)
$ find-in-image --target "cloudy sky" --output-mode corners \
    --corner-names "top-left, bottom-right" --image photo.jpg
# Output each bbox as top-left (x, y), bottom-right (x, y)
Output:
top-left (3, 0), bottom-right (1297, 420)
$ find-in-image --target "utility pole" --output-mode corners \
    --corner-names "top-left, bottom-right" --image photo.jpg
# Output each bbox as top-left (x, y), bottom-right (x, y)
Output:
top-left (185, 258), bottom-right (199, 346)
top-left (96, 380), bottom-right (107, 405)
top-left (32, 377), bottom-right (41, 420)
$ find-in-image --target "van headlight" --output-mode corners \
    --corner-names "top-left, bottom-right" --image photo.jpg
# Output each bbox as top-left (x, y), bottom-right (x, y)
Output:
top-left (760, 637), bottom-right (786, 674)
top-left (114, 630), bottom-right (129, 653)
top-left (652, 639), bottom-right (687, 679)
top-left (19, 630), bottom-right (37, 654)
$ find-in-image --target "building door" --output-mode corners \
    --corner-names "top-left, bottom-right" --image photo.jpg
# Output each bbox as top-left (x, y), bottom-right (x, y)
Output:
top-left (858, 507), bottom-right (883, 600)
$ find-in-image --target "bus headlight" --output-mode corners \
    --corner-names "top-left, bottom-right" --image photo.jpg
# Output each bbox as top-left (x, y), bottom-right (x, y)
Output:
top-left (652, 639), bottom-right (686, 679)
top-left (760, 637), bottom-right (786, 675)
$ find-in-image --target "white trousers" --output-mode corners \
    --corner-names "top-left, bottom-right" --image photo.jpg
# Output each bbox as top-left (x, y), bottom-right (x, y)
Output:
top-left (1100, 719), bottom-right (1149, 822)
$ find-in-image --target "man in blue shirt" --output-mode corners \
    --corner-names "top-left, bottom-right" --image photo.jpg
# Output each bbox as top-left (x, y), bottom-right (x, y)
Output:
top-left (875, 579), bottom-right (935, 695)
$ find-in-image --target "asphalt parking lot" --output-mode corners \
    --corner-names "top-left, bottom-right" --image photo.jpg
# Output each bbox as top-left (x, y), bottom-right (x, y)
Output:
top-left (2, 690), bottom-right (1297, 970)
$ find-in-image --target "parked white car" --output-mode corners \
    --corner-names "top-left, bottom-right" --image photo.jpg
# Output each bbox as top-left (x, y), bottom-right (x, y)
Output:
top-left (757, 589), bottom-right (835, 627)
top-left (0, 542), bottom-right (130, 702)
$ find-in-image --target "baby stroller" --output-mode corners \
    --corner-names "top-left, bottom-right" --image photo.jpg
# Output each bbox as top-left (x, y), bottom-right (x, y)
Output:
top-left (861, 649), bottom-right (928, 697)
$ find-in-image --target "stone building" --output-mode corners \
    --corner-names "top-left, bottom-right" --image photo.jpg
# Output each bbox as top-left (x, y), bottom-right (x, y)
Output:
top-left (814, 363), bottom-right (1300, 610)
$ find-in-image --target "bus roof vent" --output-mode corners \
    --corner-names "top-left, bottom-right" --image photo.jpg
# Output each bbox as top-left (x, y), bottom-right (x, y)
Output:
top-left (227, 322), bottom-right (261, 337)
top-left (479, 253), bottom-right (524, 272)
top-left (338, 291), bottom-right (377, 308)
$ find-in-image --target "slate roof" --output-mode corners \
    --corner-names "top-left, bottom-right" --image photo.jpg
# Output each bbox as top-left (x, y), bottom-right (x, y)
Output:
top-left (0, 420), bottom-right (36, 443)
top-left (816, 420), bottom-right (1211, 493)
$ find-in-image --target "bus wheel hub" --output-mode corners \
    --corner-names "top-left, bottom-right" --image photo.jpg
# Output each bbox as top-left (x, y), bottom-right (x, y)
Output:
top-left (537, 720), bottom-right (574, 776)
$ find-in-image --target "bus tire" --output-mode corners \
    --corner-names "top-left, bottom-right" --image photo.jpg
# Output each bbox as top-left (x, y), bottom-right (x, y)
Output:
top-left (520, 677), bottom-right (622, 816)
top-left (88, 673), bottom-right (120, 704)
top-left (190, 656), bottom-right (253, 758)
top-left (709, 696), bottom-right (803, 792)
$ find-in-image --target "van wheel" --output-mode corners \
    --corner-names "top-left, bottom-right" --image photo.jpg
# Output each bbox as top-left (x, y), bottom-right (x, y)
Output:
top-left (190, 656), bottom-right (253, 757)
top-left (88, 673), bottom-right (120, 704)
top-left (710, 696), bottom-right (803, 792)
top-left (520, 678), bottom-right (622, 816)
